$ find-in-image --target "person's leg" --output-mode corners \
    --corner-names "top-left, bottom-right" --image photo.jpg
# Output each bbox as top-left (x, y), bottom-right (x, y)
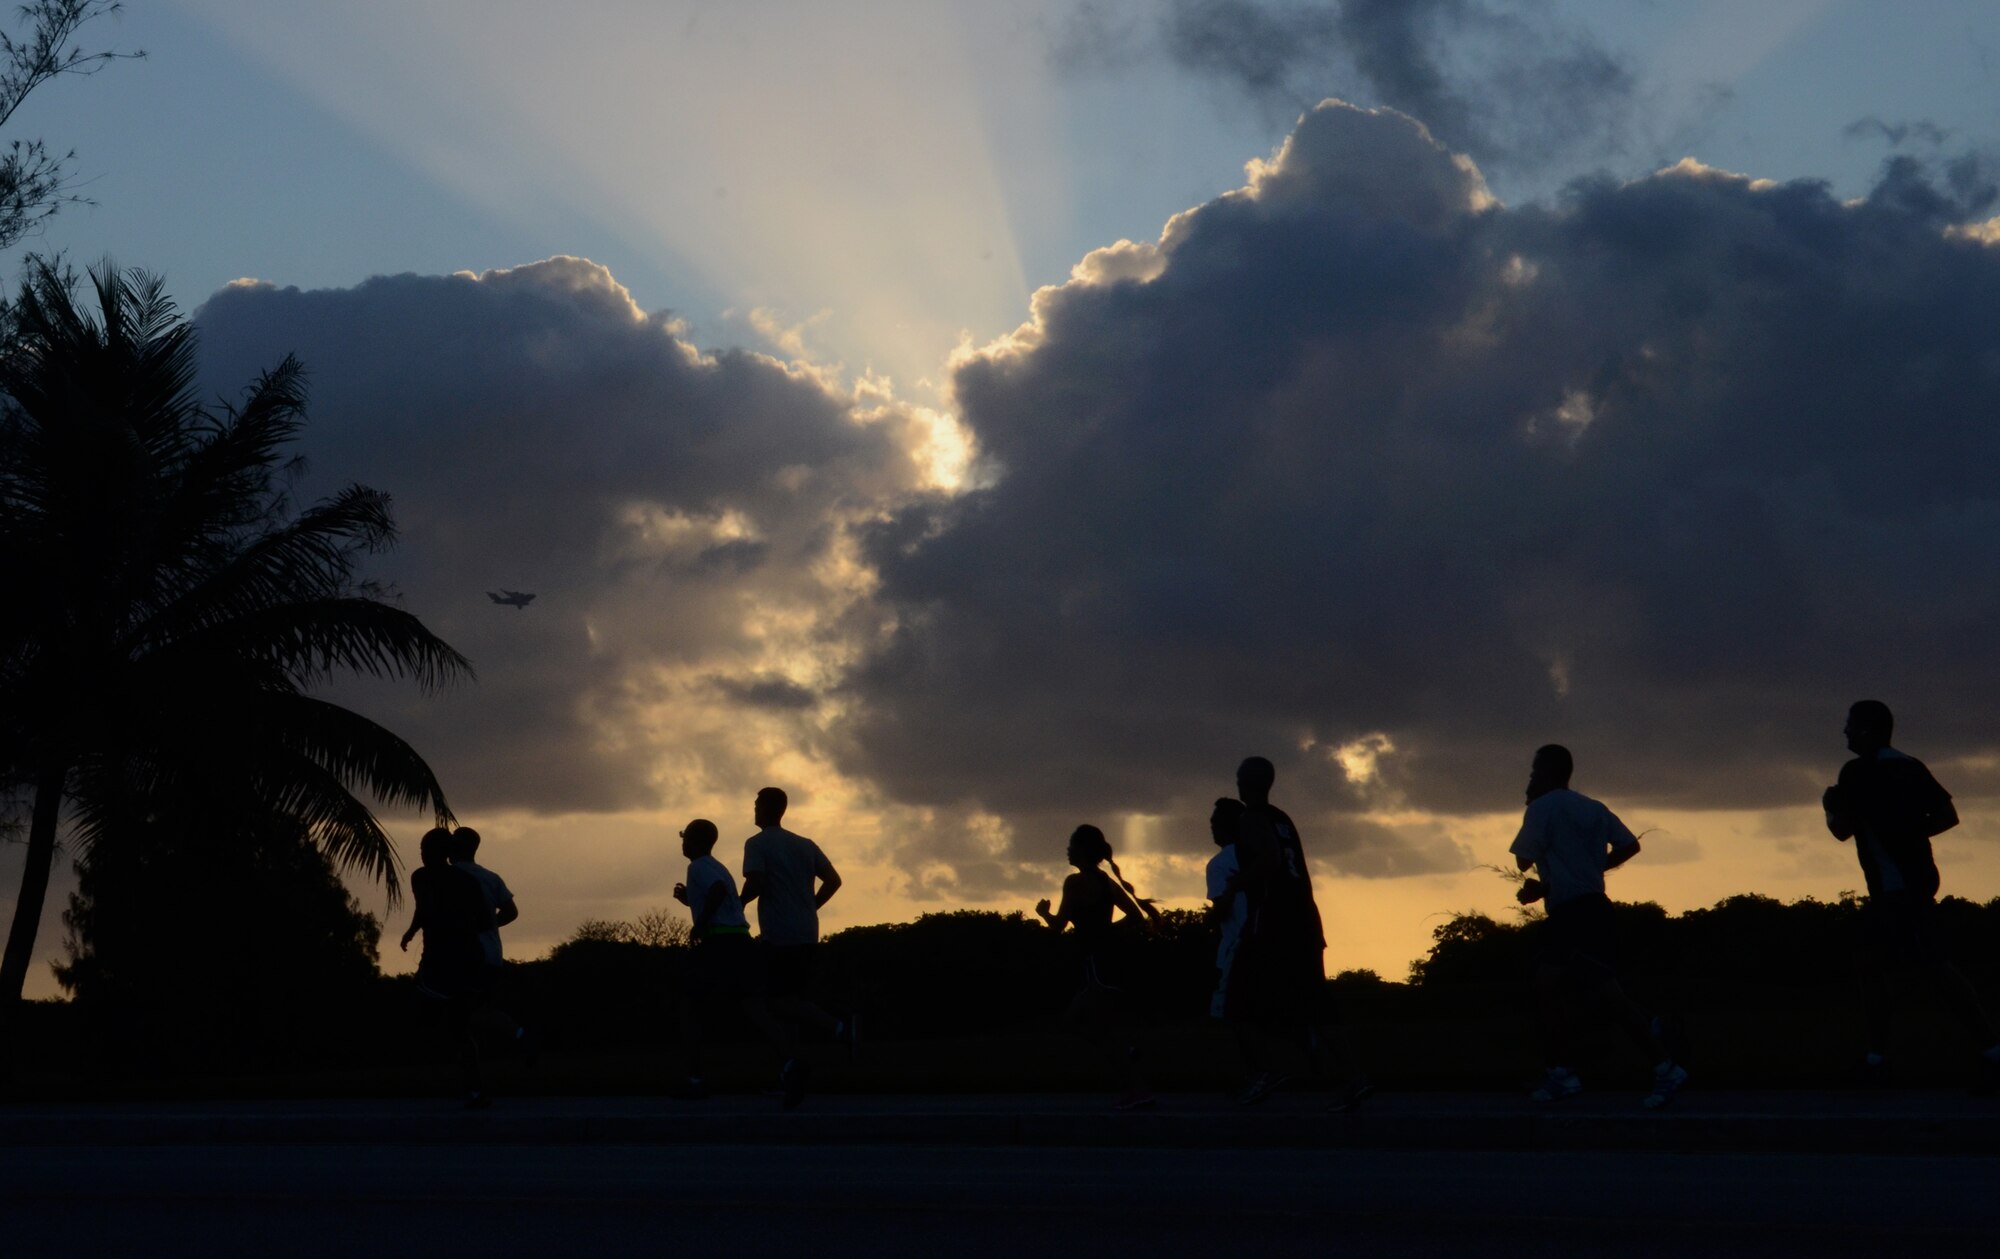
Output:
top-left (679, 996), bottom-right (711, 1089)
top-left (766, 945), bottom-right (842, 1039)
top-left (1535, 962), bottom-right (1576, 1070)
top-left (449, 998), bottom-right (486, 1104)
top-left (1854, 919), bottom-right (1899, 1070)
top-left (737, 993), bottom-right (795, 1054)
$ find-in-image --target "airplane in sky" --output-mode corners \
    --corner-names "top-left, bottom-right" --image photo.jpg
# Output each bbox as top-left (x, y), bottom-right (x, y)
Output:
top-left (486, 590), bottom-right (536, 609)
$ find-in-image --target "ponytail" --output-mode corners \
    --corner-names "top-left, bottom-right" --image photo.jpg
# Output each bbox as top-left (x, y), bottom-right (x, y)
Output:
top-left (1074, 823), bottom-right (1158, 916)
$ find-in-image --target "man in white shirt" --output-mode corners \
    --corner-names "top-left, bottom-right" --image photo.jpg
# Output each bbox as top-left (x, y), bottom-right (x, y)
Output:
top-left (1510, 744), bottom-right (1685, 1108)
top-left (741, 787), bottom-right (849, 1102)
top-left (673, 817), bottom-right (791, 1102)
top-left (448, 827), bottom-right (517, 969)
top-left (446, 826), bottom-right (531, 1062)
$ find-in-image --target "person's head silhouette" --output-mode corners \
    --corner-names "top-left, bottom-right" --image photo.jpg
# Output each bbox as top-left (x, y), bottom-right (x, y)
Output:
top-left (447, 826), bottom-right (481, 862)
top-left (1526, 744), bottom-right (1573, 803)
top-left (1067, 824), bottom-right (1110, 870)
top-left (1209, 797), bottom-right (1246, 847)
top-left (1236, 757), bottom-right (1276, 807)
top-left (679, 818), bottom-right (718, 860)
top-left (1845, 700), bottom-right (1893, 755)
top-left (754, 787), bottom-right (788, 828)
top-left (419, 826), bottom-right (454, 867)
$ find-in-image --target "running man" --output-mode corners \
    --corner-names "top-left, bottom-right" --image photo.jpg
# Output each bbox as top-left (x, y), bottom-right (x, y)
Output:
top-left (447, 826), bottom-right (532, 1062)
top-left (1822, 700), bottom-right (2000, 1090)
top-left (740, 787), bottom-right (851, 1105)
top-left (401, 827), bottom-right (498, 1106)
top-left (672, 818), bottom-right (795, 1104)
top-left (1229, 757), bottom-right (1369, 1110)
top-left (1510, 744), bottom-right (1686, 1108)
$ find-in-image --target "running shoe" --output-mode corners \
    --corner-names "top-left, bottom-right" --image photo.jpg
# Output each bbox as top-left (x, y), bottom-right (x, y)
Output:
top-left (779, 1057), bottom-right (811, 1110)
top-left (1234, 1071), bottom-right (1291, 1106)
top-left (1642, 1062), bottom-right (1689, 1110)
top-left (1529, 1067), bottom-right (1583, 1103)
top-left (1326, 1078), bottom-right (1375, 1114)
top-left (1111, 1088), bottom-right (1157, 1111)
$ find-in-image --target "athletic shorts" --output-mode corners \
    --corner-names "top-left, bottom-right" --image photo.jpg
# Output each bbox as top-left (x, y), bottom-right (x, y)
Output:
top-left (689, 931), bottom-right (763, 1000)
top-left (763, 942), bottom-right (817, 998)
top-left (1541, 893), bottom-right (1618, 978)
top-left (1860, 890), bottom-right (1947, 968)
top-left (1224, 925), bottom-right (1326, 1028)
top-left (415, 948), bottom-right (493, 1002)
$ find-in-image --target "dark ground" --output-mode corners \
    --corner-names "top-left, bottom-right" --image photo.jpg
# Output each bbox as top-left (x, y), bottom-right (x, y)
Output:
top-left (5, 1090), bottom-right (2000, 1256)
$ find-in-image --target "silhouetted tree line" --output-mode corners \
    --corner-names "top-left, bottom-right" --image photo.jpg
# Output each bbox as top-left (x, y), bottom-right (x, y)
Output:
top-left (29, 886), bottom-right (2000, 1087)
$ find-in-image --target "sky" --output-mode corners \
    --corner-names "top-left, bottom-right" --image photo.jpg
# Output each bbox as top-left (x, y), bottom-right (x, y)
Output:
top-left (9, 0), bottom-right (2000, 998)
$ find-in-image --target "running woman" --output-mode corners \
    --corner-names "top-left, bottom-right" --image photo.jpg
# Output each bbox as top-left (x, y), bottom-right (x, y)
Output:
top-left (1036, 824), bottom-right (1164, 1110)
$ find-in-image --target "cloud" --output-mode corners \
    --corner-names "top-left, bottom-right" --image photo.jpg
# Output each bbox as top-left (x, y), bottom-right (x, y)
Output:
top-left (837, 101), bottom-right (2000, 888)
top-left (180, 105), bottom-right (2000, 904)
top-left (193, 257), bottom-right (937, 817)
top-left (1051, 0), bottom-right (1635, 176)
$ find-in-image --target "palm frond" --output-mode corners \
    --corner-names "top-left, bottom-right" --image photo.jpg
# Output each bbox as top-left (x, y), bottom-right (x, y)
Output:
top-left (251, 752), bottom-right (406, 906)
top-left (247, 691), bottom-right (453, 823)
top-left (151, 595), bottom-right (472, 694)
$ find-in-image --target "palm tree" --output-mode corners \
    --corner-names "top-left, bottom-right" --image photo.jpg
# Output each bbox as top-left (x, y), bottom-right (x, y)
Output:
top-left (0, 260), bottom-right (471, 1008)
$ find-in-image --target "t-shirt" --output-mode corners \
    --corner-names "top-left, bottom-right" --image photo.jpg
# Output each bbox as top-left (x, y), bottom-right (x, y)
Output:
top-left (1508, 788), bottom-right (1638, 909)
top-left (411, 864), bottom-right (488, 985)
top-left (1235, 804), bottom-right (1325, 950)
top-left (1205, 845), bottom-right (1247, 962)
top-left (1831, 747), bottom-right (1952, 900)
top-left (742, 825), bottom-right (836, 946)
top-left (454, 859), bottom-right (513, 966)
top-left (684, 853), bottom-right (749, 935)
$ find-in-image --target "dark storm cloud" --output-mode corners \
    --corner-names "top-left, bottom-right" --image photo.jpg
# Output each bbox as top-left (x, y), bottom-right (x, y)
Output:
top-left (837, 101), bottom-right (2000, 883)
top-left (194, 257), bottom-right (931, 814)
top-left (1052, 0), bottom-right (1634, 175)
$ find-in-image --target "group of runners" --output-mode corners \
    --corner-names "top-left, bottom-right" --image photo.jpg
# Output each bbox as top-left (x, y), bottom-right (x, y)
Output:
top-left (401, 699), bottom-right (2000, 1109)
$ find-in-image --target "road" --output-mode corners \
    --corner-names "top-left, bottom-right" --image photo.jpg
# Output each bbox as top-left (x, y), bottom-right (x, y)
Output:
top-left (7, 1140), bottom-right (1998, 1257)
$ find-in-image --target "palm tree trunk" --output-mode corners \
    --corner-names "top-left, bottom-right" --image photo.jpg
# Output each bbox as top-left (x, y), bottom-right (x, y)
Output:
top-left (1, 765), bottom-right (68, 1006)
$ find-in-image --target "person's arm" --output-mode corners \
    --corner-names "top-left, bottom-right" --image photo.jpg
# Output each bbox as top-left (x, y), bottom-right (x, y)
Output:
top-left (1917, 767), bottom-right (1959, 838)
top-left (695, 882), bottom-right (726, 935)
top-left (1823, 763), bottom-right (1858, 841)
top-left (1822, 785), bottom-right (1855, 840)
top-left (812, 846), bottom-right (842, 910)
top-left (1106, 877), bottom-right (1160, 923)
top-left (1602, 809), bottom-right (1642, 872)
top-left (1036, 877), bottom-right (1075, 931)
top-left (494, 897), bottom-right (519, 929)
top-left (1509, 809), bottom-right (1545, 900)
top-left (1206, 863), bottom-right (1236, 923)
top-left (740, 841), bottom-right (765, 907)
top-left (400, 879), bottom-right (427, 951)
